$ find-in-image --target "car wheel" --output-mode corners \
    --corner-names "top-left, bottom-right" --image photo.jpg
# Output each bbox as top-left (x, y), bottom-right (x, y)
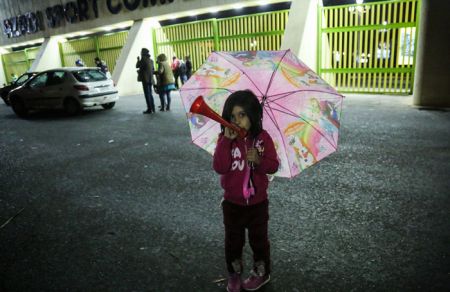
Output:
top-left (10, 97), bottom-right (28, 118)
top-left (64, 98), bottom-right (81, 115)
top-left (101, 102), bottom-right (115, 110)
top-left (1, 92), bottom-right (10, 106)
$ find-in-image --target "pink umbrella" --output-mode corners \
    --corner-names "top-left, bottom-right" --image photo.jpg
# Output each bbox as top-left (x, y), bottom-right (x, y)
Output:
top-left (180, 50), bottom-right (344, 178)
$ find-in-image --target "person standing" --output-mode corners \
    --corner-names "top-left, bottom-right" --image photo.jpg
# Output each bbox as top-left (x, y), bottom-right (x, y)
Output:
top-left (95, 57), bottom-right (111, 78)
top-left (10, 73), bottom-right (18, 83)
top-left (171, 56), bottom-right (180, 89)
top-left (179, 59), bottom-right (187, 86)
top-left (213, 90), bottom-right (279, 292)
top-left (136, 48), bottom-right (156, 114)
top-left (185, 55), bottom-right (192, 80)
top-left (155, 53), bottom-right (176, 111)
top-left (75, 59), bottom-right (85, 67)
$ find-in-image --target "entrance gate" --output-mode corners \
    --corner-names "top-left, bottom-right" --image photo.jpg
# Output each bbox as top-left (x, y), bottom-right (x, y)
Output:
top-left (1, 47), bottom-right (40, 84)
top-left (153, 10), bottom-right (289, 71)
top-left (318, 0), bottom-right (420, 94)
top-left (59, 30), bottom-right (129, 73)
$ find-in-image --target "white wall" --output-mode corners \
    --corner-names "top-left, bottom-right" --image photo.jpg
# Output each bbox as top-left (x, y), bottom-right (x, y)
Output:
top-left (413, 0), bottom-right (450, 107)
top-left (0, 50), bottom-right (7, 86)
top-left (281, 0), bottom-right (320, 71)
top-left (113, 18), bottom-right (160, 96)
top-left (29, 37), bottom-right (62, 72)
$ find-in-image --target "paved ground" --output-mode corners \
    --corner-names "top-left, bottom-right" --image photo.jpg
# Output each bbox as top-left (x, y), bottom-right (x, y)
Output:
top-left (0, 92), bottom-right (449, 292)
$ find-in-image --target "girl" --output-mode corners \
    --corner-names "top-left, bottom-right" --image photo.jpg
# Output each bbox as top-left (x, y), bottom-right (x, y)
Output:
top-left (213, 90), bottom-right (279, 292)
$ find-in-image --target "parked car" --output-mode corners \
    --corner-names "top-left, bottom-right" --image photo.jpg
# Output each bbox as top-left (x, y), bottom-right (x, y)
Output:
top-left (8, 67), bottom-right (119, 117)
top-left (0, 72), bottom-right (38, 105)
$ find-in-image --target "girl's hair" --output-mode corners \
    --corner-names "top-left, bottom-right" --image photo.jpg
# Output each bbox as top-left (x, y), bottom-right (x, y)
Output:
top-left (221, 90), bottom-right (263, 138)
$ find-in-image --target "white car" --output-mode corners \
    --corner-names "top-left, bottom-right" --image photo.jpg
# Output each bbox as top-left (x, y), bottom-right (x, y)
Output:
top-left (9, 67), bottom-right (119, 117)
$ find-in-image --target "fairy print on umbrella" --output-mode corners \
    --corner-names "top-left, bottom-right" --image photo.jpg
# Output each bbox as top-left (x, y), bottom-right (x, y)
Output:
top-left (180, 50), bottom-right (344, 178)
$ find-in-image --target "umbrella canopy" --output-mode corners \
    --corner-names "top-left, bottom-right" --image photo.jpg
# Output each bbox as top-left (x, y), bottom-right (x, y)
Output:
top-left (180, 50), bottom-right (344, 178)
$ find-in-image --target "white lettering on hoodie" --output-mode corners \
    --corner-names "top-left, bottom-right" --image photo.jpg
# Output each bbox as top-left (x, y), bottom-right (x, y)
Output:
top-left (231, 147), bottom-right (245, 171)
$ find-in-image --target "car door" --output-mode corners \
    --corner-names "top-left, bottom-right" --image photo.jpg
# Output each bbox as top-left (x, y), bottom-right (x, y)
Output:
top-left (44, 71), bottom-right (66, 108)
top-left (23, 73), bottom-right (49, 108)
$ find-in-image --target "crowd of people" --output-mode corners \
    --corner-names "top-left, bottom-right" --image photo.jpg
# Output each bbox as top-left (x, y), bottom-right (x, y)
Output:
top-left (136, 48), bottom-right (192, 114)
top-left (73, 49), bottom-right (193, 114)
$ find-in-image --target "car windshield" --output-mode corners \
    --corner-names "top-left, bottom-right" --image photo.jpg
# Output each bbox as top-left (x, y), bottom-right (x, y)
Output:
top-left (73, 69), bottom-right (107, 82)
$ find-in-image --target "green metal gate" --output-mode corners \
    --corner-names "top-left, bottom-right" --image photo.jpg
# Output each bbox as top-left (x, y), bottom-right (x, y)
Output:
top-left (318, 0), bottom-right (420, 94)
top-left (59, 30), bottom-right (129, 73)
top-left (1, 47), bottom-right (40, 84)
top-left (153, 10), bottom-right (289, 72)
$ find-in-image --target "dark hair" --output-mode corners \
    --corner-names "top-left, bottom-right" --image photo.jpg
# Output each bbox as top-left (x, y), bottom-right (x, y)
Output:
top-left (221, 90), bottom-right (263, 138)
top-left (157, 53), bottom-right (167, 62)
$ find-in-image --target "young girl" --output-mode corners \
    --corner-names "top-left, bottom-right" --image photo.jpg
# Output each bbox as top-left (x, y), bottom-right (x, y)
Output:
top-left (213, 90), bottom-right (279, 292)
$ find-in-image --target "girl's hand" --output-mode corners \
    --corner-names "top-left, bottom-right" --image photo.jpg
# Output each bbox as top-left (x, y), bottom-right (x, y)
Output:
top-left (247, 148), bottom-right (260, 165)
top-left (224, 127), bottom-right (238, 140)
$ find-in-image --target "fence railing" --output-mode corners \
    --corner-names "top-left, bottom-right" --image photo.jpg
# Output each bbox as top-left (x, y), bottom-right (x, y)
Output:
top-left (1, 47), bottom-right (40, 84)
top-left (59, 30), bottom-right (129, 73)
top-left (318, 0), bottom-right (420, 94)
top-left (153, 10), bottom-right (289, 72)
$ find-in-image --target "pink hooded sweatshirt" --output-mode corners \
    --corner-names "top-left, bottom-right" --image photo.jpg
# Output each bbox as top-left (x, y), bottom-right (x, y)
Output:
top-left (213, 130), bottom-right (279, 206)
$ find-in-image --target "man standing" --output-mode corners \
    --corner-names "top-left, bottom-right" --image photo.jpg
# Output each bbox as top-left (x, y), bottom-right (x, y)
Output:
top-left (136, 48), bottom-right (156, 114)
top-left (95, 57), bottom-right (111, 78)
top-left (185, 55), bottom-right (192, 80)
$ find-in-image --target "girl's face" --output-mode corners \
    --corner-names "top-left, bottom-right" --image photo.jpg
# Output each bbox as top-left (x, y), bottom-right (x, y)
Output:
top-left (230, 105), bottom-right (251, 131)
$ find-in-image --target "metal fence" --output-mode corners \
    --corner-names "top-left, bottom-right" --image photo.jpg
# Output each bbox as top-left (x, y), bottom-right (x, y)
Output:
top-left (153, 10), bottom-right (289, 72)
top-left (1, 47), bottom-right (40, 84)
top-left (59, 30), bottom-right (129, 73)
top-left (318, 0), bottom-right (420, 94)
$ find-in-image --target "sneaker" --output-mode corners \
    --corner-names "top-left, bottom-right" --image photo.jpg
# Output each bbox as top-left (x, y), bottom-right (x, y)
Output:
top-left (241, 264), bottom-right (270, 291)
top-left (227, 273), bottom-right (241, 292)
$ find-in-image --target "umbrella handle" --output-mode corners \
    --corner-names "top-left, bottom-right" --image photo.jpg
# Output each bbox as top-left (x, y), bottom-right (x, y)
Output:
top-left (189, 95), bottom-right (247, 139)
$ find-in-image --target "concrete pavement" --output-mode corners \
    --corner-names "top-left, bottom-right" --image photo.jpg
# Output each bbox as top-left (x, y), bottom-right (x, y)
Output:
top-left (0, 92), bottom-right (449, 291)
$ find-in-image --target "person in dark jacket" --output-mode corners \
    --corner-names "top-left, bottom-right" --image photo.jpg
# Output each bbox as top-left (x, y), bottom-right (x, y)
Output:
top-left (95, 57), bottom-right (110, 77)
top-left (136, 48), bottom-right (156, 114)
top-left (185, 55), bottom-right (192, 80)
top-left (213, 90), bottom-right (279, 292)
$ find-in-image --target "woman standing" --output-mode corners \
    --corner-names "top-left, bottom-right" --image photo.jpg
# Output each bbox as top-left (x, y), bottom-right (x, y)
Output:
top-left (155, 54), bottom-right (176, 111)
